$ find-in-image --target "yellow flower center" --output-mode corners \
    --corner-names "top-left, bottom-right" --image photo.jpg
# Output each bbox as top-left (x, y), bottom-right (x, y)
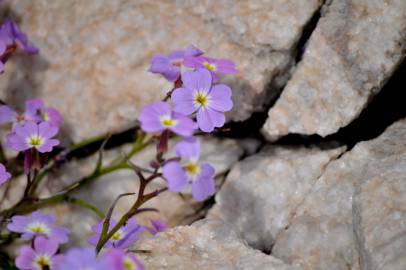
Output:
top-left (123, 257), bottom-right (136, 270)
top-left (27, 135), bottom-right (44, 148)
top-left (185, 162), bottom-right (200, 176)
top-left (203, 62), bottom-right (216, 71)
top-left (41, 111), bottom-right (49, 121)
top-left (112, 230), bottom-right (123, 241)
top-left (34, 255), bottom-right (51, 270)
top-left (160, 116), bottom-right (177, 128)
top-left (26, 222), bottom-right (50, 235)
top-left (194, 92), bottom-right (209, 108)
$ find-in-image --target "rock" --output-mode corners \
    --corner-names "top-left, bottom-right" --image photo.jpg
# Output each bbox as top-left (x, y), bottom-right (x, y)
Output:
top-left (263, 0), bottom-right (406, 140)
top-left (0, 0), bottom-right (322, 142)
top-left (273, 118), bottom-right (406, 270)
top-left (208, 144), bottom-right (346, 252)
top-left (136, 219), bottom-right (302, 270)
top-left (42, 137), bottom-right (254, 246)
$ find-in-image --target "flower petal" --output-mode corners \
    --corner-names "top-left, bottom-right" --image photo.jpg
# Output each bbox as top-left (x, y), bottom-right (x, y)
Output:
top-left (172, 88), bottom-right (197, 115)
top-left (34, 236), bottom-right (59, 255)
top-left (162, 161), bottom-right (188, 192)
top-left (191, 164), bottom-right (215, 201)
top-left (175, 137), bottom-right (200, 160)
top-left (15, 246), bottom-right (36, 269)
top-left (209, 84), bottom-right (233, 112)
top-left (170, 113), bottom-right (197, 137)
top-left (196, 109), bottom-right (214, 133)
top-left (181, 68), bottom-right (212, 94)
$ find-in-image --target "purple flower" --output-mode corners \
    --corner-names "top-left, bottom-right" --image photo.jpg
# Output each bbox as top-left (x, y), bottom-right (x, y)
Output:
top-left (103, 248), bottom-right (144, 270)
top-left (163, 137), bottom-right (215, 201)
top-left (55, 247), bottom-right (109, 270)
top-left (183, 55), bottom-right (237, 82)
top-left (0, 163), bottom-right (11, 186)
top-left (7, 211), bottom-right (69, 244)
top-left (88, 218), bottom-right (143, 249)
top-left (0, 20), bottom-right (38, 73)
top-left (139, 101), bottom-right (197, 136)
top-left (144, 219), bottom-right (167, 235)
top-left (6, 121), bottom-right (59, 153)
top-left (0, 105), bottom-right (17, 124)
top-left (25, 99), bottom-right (62, 128)
top-left (172, 68), bottom-right (233, 132)
top-left (15, 237), bottom-right (62, 270)
top-left (148, 44), bottom-right (203, 82)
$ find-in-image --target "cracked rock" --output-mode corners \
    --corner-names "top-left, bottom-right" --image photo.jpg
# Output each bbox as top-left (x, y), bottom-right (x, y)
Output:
top-left (208, 144), bottom-right (346, 252)
top-left (0, 0), bottom-right (322, 142)
top-left (263, 0), bottom-right (406, 140)
top-left (136, 219), bottom-right (302, 270)
top-left (273, 118), bottom-right (406, 270)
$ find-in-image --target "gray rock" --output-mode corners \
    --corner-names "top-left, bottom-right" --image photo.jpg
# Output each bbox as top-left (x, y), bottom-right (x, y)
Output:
top-left (137, 219), bottom-right (302, 270)
top-left (263, 0), bottom-right (406, 140)
top-left (209, 144), bottom-right (346, 252)
top-left (0, 0), bottom-right (322, 142)
top-left (273, 119), bottom-right (406, 270)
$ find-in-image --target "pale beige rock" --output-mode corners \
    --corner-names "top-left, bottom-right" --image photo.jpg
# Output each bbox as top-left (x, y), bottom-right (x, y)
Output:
top-left (0, 0), bottom-right (322, 142)
top-left (263, 0), bottom-right (406, 140)
top-left (273, 119), bottom-right (406, 270)
top-left (41, 137), bottom-right (253, 246)
top-left (208, 144), bottom-right (346, 252)
top-left (137, 219), bottom-right (302, 270)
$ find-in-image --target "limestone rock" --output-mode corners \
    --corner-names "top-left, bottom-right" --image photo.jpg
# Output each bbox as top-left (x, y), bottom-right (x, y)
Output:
top-left (208, 144), bottom-right (346, 252)
top-left (273, 119), bottom-right (406, 270)
top-left (0, 0), bottom-right (322, 142)
top-left (137, 219), bottom-right (302, 270)
top-left (263, 0), bottom-right (406, 140)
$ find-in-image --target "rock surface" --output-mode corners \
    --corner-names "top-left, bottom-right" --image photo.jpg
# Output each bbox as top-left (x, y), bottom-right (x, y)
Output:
top-left (41, 137), bottom-right (254, 246)
top-left (272, 118), bottom-right (406, 270)
top-left (137, 219), bottom-right (302, 270)
top-left (0, 0), bottom-right (322, 142)
top-left (263, 0), bottom-right (406, 140)
top-left (209, 144), bottom-right (346, 252)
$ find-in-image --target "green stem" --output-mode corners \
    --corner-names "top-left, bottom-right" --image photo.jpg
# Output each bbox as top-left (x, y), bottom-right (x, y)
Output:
top-left (66, 197), bottom-right (105, 218)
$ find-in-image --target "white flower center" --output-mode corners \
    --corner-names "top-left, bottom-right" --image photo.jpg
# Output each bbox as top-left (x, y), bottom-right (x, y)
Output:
top-left (26, 135), bottom-right (44, 148)
top-left (184, 161), bottom-right (200, 177)
top-left (193, 91), bottom-right (210, 109)
top-left (160, 115), bottom-right (177, 128)
top-left (34, 254), bottom-right (52, 270)
top-left (26, 221), bottom-right (50, 235)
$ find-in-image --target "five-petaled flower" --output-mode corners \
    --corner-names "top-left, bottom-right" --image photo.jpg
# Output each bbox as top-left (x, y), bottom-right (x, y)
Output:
top-left (7, 211), bottom-right (69, 244)
top-left (183, 55), bottom-right (237, 82)
top-left (88, 218), bottom-right (143, 249)
top-left (6, 121), bottom-right (59, 153)
top-left (139, 101), bottom-right (197, 137)
top-left (163, 137), bottom-right (215, 201)
top-left (15, 237), bottom-right (62, 270)
top-left (103, 248), bottom-right (144, 270)
top-left (148, 44), bottom-right (203, 82)
top-left (172, 68), bottom-right (233, 132)
top-left (0, 163), bottom-right (11, 186)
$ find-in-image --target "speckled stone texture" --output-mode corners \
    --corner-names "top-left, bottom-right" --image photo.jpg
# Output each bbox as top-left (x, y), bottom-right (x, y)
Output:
top-left (0, 137), bottom-right (256, 247)
top-left (263, 0), bottom-right (406, 140)
top-left (0, 0), bottom-right (322, 142)
top-left (208, 144), bottom-right (346, 252)
top-left (136, 219), bottom-right (302, 270)
top-left (272, 118), bottom-right (406, 270)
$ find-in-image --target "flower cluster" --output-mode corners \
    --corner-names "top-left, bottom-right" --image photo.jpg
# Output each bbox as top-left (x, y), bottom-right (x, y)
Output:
top-left (142, 44), bottom-right (237, 201)
top-left (0, 20), bottom-right (38, 73)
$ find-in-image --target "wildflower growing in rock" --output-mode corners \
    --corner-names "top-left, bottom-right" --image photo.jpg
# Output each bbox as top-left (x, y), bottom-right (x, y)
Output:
top-left (148, 44), bottom-right (203, 82)
top-left (7, 211), bottom-right (69, 244)
top-left (56, 247), bottom-right (109, 270)
top-left (0, 105), bottom-right (17, 124)
top-left (25, 99), bottom-right (62, 128)
top-left (139, 101), bottom-right (197, 137)
top-left (0, 163), bottom-right (11, 186)
top-left (144, 219), bottom-right (167, 235)
top-left (103, 248), bottom-right (144, 270)
top-left (172, 68), bottom-right (233, 132)
top-left (163, 137), bottom-right (215, 201)
top-left (0, 20), bottom-right (38, 72)
top-left (15, 237), bottom-right (62, 270)
top-left (183, 55), bottom-right (237, 82)
top-left (6, 121), bottom-right (59, 153)
top-left (88, 218), bottom-right (143, 249)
